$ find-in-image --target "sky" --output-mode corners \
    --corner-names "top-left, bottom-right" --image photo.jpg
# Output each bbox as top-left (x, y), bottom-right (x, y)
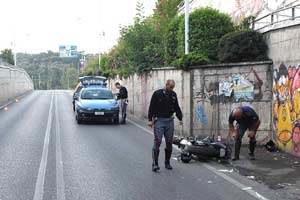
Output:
top-left (0, 0), bottom-right (156, 54)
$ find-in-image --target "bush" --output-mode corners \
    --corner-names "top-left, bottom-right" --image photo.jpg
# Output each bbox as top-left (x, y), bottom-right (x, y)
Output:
top-left (218, 30), bottom-right (269, 63)
top-left (172, 53), bottom-right (210, 70)
top-left (178, 8), bottom-right (234, 61)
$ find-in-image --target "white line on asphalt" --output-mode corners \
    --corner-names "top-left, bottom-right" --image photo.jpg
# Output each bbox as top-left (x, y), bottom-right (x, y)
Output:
top-left (55, 91), bottom-right (66, 200)
top-left (203, 164), bottom-right (269, 200)
top-left (33, 91), bottom-right (54, 200)
top-left (127, 118), bottom-right (269, 200)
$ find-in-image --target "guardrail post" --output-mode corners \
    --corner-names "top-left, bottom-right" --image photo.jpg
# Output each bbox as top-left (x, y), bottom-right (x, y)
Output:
top-left (271, 14), bottom-right (274, 25)
top-left (292, 7), bottom-right (295, 20)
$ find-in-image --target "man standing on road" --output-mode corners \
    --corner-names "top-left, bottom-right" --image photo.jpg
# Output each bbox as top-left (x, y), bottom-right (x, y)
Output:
top-left (229, 106), bottom-right (261, 161)
top-left (148, 80), bottom-right (183, 172)
top-left (115, 82), bottom-right (128, 124)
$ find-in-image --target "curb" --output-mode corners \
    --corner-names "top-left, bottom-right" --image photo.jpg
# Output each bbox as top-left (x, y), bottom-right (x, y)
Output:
top-left (0, 90), bottom-right (33, 110)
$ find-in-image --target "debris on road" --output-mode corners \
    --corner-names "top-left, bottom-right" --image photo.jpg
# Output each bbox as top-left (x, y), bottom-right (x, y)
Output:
top-left (218, 169), bottom-right (233, 173)
top-left (242, 187), bottom-right (252, 190)
top-left (247, 176), bottom-right (255, 179)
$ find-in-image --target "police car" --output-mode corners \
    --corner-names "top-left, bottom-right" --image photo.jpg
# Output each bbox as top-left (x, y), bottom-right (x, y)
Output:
top-left (72, 76), bottom-right (119, 124)
top-left (72, 76), bottom-right (107, 111)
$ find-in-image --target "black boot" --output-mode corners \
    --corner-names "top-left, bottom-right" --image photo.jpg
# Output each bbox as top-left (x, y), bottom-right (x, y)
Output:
top-left (152, 149), bottom-right (160, 172)
top-left (233, 138), bottom-right (241, 161)
top-left (121, 114), bottom-right (126, 124)
top-left (249, 139), bottom-right (256, 160)
top-left (165, 149), bottom-right (173, 170)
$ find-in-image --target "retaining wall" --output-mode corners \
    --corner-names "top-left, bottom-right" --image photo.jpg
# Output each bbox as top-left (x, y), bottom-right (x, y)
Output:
top-left (0, 65), bottom-right (34, 107)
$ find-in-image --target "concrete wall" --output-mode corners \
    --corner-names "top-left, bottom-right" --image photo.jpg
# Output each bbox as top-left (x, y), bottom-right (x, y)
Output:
top-left (191, 62), bottom-right (273, 142)
top-left (273, 63), bottom-right (300, 156)
top-left (0, 65), bottom-right (34, 107)
top-left (108, 68), bottom-right (191, 136)
top-left (109, 61), bottom-right (273, 143)
top-left (264, 24), bottom-right (300, 66)
top-left (263, 24), bottom-right (300, 155)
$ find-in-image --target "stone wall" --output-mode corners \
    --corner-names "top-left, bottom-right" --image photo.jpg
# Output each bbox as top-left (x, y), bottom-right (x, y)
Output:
top-left (0, 65), bottom-right (34, 107)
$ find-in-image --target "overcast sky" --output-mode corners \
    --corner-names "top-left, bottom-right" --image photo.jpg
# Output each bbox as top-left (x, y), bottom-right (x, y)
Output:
top-left (0, 0), bottom-right (156, 54)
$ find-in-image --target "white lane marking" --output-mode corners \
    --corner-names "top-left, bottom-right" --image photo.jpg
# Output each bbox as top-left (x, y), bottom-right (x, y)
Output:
top-left (33, 91), bottom-right (54, 200)
top-left (127, 118), bottom-right (269, 200)
top-left (203, 164), bottom-right (269, 200)
top-left (55, 92), bottom-right (66, 200)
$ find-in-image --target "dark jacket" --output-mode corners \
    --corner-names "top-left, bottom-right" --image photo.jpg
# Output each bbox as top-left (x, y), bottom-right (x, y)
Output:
top-left (229, 106), bottom-right (259, 127)
top-left (148, 89), bottom-right (183, 121)
top-left (117, 86), bottom-right (128, 100)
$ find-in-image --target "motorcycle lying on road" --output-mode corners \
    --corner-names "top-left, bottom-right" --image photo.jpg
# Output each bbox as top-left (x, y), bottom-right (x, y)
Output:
top-left (173, 136), bottom-right (232, 163)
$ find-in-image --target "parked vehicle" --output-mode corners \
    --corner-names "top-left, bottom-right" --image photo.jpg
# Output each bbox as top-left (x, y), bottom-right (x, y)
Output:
top-left (72, 76), bottom-right (107, 111)
top-left (173, 136), bottom-right (232, 163)
top-left (74, 88), bottom-right (119, 124)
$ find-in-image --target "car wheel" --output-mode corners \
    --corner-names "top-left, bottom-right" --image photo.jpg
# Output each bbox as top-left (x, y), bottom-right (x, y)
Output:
top-left (113, 117), bottom-right (119, 124)
top-left (73, 103), bottom-right (75, 112)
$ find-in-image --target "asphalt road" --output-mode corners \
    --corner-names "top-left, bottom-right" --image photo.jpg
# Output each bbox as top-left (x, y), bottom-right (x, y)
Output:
top-left (0, 90), bottom-right (277, 200)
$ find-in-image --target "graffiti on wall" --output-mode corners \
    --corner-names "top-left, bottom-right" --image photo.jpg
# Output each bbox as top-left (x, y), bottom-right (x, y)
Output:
top-left (273, 64), bottom-right (300, 155)
top-left (197, 106), bottom-right (208, 125)
top-left (195, 68), bottom-right (263, 105)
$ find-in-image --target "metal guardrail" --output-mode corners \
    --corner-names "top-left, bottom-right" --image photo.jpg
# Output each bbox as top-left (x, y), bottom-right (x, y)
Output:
top-left (253, 2), bottom-right (300, 31)
top-left (0, 64), bottom-right (34, 87)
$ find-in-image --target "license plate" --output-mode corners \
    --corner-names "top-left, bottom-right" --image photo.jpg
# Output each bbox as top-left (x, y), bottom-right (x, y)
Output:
top-left (95, 112), bottom-right (104, 116)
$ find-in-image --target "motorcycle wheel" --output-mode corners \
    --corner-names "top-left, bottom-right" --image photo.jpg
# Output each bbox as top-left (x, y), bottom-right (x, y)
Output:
top-left (181, 152), bottom-right (192, 163)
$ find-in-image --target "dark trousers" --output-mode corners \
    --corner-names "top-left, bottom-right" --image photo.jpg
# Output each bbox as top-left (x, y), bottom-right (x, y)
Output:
top-left (235, 123), bottom-right (258, 157)
top-left (152, 117), bottom-right (174, 152)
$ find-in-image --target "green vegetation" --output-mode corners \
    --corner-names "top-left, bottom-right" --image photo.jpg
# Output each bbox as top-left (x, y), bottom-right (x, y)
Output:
top-left (84, 4), bottom-right (236, 75)
top-left (172, 53), bottom-right (209, 70)
top-left (17, 51), bottom-right (83, 89)
top-left (218, 30), bottom-right (269, 63)
top-left (187, 8), bottom-right (234, 61)
top-left (0, 49), bottom-right (14, 65)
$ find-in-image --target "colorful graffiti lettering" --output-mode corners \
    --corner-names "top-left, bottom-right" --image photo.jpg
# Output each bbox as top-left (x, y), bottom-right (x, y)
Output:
top-left (197, 106), bottom-right (208, 125)
top-left (273, 64), bottom-right (300, 155)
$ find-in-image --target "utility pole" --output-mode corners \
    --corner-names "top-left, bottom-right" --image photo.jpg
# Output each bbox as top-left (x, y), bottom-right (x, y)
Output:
top-left (185, 0), bottom-right (189, 55)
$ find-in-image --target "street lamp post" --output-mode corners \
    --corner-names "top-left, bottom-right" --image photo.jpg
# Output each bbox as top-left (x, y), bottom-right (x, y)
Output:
top-left (98, 32), bottom-right (105, 73)
top-left (185, 0), bottom-right (189, 55)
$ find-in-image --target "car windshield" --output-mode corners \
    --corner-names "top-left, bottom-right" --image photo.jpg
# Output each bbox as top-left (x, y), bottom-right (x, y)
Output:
top-left (81, 90), bottom-right (114, 100)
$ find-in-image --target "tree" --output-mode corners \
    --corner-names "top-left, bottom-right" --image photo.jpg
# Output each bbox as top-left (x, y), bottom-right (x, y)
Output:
top-left (61, 66), bottom-right (78, 89)
top-left (180, 8), bottom-right (234, 61)
top-left (0, 49), bottom-right (14, 65)
top-left (153, 0), bottom-right (182, 33)
top-left (165, 15), bottom-right (183, 64)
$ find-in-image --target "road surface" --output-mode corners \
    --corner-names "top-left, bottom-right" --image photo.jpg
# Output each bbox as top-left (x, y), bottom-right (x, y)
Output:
top-left (0, 90), bottom-right (276, 200)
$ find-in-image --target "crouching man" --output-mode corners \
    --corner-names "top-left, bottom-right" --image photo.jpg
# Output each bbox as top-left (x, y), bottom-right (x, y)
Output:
top-left (229, 106), bottom-right (261, 160)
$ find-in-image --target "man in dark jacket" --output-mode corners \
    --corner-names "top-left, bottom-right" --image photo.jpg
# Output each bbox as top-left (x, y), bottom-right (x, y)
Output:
top-left (115, 82), bottom-right (128, 124)
top-left (229, 106), bottom-right (261, 160)
top-left (148, 80), bottom-right (183, 172)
